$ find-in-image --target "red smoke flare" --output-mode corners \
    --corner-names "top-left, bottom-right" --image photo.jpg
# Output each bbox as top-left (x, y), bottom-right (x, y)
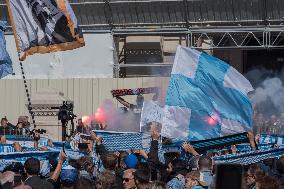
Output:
top-left (207, 115), bottom-right (218, 125)
top-left (82, 115), bottom-right (91, 126)
top-left (94, 107), bottom-right (107, 123)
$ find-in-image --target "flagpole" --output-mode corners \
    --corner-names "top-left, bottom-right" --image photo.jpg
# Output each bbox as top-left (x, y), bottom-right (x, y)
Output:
top-left (18, 53), bottom-right (37, 130)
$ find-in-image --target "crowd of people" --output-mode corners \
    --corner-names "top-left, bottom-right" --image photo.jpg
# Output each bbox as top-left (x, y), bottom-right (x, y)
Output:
top-left (0, 127), bottom-right (282, 189)
top-left (0, 116), bottom-right (30, 136)
top-left (1, 97), bottom-right (284, 188)
top-left (253, 112), bottom-right (284, 135)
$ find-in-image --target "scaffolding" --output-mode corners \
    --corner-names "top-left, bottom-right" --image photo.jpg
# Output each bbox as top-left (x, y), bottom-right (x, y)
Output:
top-left (1, 0), bottom-right (284, 77)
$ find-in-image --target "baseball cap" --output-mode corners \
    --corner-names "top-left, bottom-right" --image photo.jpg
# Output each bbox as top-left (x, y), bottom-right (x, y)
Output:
top-left (124, 154), bottom-right (138, 169)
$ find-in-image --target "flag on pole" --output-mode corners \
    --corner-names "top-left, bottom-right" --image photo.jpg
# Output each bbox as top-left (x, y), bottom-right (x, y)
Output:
top-left (161, 46), bottom-right (254, 141)
top-left (0, 21), bottom-right (13, 79)
top-left (5, 0), bottom-right (85, 61)
top-left (140, 100), bottom-right (164, 132)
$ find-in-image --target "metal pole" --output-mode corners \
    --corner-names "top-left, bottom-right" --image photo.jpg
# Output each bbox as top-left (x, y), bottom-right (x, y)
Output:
top-left (19, 60), bottom-right (36, 128)
top-left (113, 37), bottom-right (120, 78)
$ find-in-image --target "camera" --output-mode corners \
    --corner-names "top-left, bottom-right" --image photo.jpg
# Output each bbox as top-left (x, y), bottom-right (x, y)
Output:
top-left (27, 129), bottom-right (47, 141)
top-left (34, 129), bottom-right (47, 134)
top-left (58, 101), bottom-right (76, 121)
top-left (27, 129), bottom-right (47, 136)
top-left (58, 101), bottom-right (77, 141)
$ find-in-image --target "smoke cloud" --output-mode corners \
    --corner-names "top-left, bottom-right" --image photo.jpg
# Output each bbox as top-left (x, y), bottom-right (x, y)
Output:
top-left (101, 99), bottom-right (140, 132)
top-left (83, 99), bottom-right (142, 132)
top-left (247, 68), bottom-right (284, 117)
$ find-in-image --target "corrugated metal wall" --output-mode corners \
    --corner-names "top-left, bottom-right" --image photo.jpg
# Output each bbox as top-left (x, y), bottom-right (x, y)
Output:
top-left (0, 77), bottom-right (169, 124)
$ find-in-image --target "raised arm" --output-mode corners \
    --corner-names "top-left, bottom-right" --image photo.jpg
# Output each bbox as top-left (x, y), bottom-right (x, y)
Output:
top-left (152, 89), bottom-right (159, 101)
top-left (247, 132), bottom-right (257, 151)
top-left (49, 151), bottom-right (67, 182)
top-left (148, 129), bottom-right (160, 163)
top-left (182, 142), bottom-right (199, 156)
top-left (115, 96), bottom-right (132, 109)
top-left (90, 131), bottom-right (108, 156)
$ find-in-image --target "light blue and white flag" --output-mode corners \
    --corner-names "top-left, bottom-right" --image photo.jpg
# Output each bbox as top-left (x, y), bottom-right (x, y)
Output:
top-left (161, 46), bottom-right (254, 141)
top-left (0, 21), bottom-right (13, 79)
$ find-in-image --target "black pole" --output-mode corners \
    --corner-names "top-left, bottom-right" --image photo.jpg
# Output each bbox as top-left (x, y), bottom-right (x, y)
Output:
top-left (19, 61), bottom-right (36, 128)
top-left (70, 118), bottom-right (75, 137)
top-left (61, 120), bottom-right (67, 141)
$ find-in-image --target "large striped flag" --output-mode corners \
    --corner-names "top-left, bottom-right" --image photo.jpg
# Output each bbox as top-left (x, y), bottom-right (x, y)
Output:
top-left (5, 0), bottom-right (85, 61)
top-left (161, 46), bottom-right (254, 141)
top-left (0, 21), bottom-right (13, 79)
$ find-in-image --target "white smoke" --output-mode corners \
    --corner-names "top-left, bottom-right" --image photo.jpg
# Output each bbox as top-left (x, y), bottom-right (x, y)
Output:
top-left (83, 99), bottom-right (142, 132)
top-left (249, 68), bottom-right (284, 116)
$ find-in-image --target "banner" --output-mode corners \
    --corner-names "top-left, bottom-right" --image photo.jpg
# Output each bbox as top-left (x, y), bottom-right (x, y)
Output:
top-left (0, 151), bottom-right (59, 171)
top-left (70, 131), bottom-right (148, 152)
top-left (0, 21), bottom-right (13, 79)
top-left (6, 0), bottom-right (85, 60)
top-left (162, 46), bottom-right (254, 141)
top-left (111, 87), bottom-right (159, 97)
top-left (213, 147), bottom-right (284, 165)
top-left (140, 100), bottom-right (164, 133)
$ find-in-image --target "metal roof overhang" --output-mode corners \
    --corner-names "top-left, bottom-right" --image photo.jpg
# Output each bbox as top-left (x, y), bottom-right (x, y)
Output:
top-left (1, 0), bottom-right (284, 48)
top-left (1, 0), bottom-right (283, 29)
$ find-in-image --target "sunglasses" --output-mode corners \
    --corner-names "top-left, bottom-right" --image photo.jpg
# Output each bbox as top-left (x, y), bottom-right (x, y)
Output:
top-left (123, 177), bottom-right (134, 182)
